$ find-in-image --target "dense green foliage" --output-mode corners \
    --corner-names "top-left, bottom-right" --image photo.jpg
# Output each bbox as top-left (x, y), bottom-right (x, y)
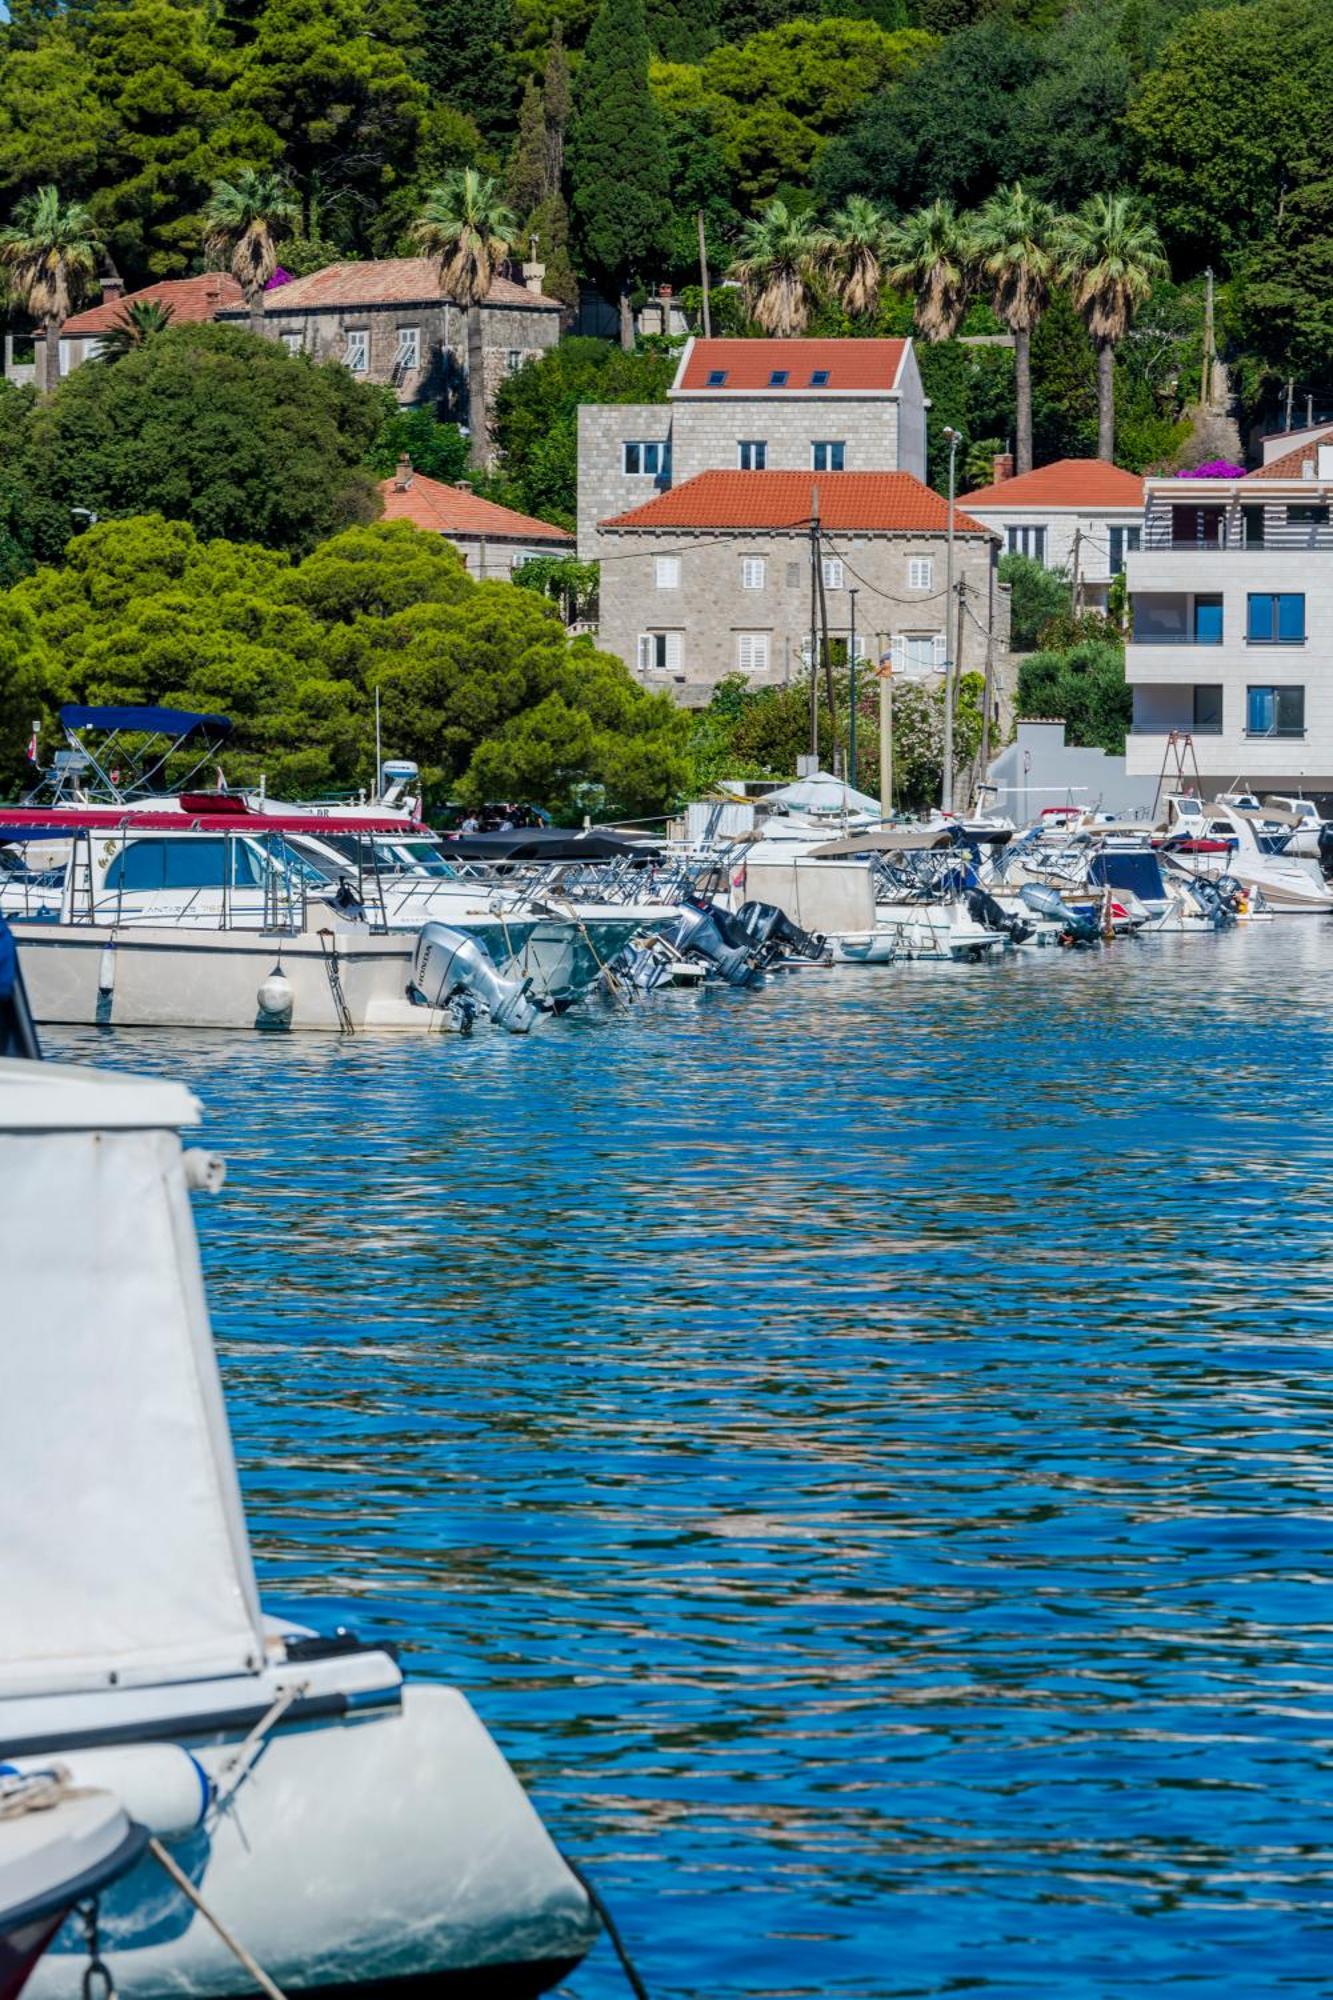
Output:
top-left (0, 514), bottom-right (691, 811)
top-left (485, 337), bottom-right (676, 524)
top-left (1000, 552), bottom-right (1069, 651)
top-left (1017, 635), bottom-right (1131, 754)
top-left (568, 0), bottom-right (670, 300)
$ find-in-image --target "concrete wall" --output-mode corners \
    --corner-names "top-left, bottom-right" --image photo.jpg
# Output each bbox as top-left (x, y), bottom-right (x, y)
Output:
top-left (598, 527), bottom-right (1004, 706)
top-left (988, 720), bottom-right (1160, 821)
top-left (1124, 546), bottom-right (1333, 785)
top-left (577, 404), bottom-right (674, 560)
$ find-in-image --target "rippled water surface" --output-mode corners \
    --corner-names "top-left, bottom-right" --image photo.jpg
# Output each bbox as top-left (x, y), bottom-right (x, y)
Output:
top-left (47, 927), bottom-right (1333, 1998)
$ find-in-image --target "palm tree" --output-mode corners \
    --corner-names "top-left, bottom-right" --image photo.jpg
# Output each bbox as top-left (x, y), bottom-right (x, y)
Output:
top-left (819, 195), bottom-right (895, 321)
top-left (727, 200), bottom-right (827, 338)
top-left (887, 199), bottom-right (973, 344)
top-left (1056, 191), bottom-right (1168, 462)
top-left (0, 186), bottom-right (101, 396)
top-left (972, 183), bottom-right (1060, 477)
top-left (96, 298), bottom-right (175, 362)
top-left (203, 170), bottom-right (298, 339)
top-left (413, 168), bottom-right (516, 473)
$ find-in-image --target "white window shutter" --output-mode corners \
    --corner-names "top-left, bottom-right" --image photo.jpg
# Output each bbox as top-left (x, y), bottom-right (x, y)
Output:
top-left (664, 631), bottom-right (682, 674)
top-left (637, 635), bottom-right (653, 672)
top-left (932, 631), bottom-right (947, 668)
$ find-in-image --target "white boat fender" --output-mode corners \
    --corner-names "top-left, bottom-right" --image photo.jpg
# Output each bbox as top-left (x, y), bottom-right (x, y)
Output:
top-left (184, 1149), bottom-right (226, 1193)
top-left (4, 1744), bottom-right (211, 1839)
top-left (256, 965), bottom-right (294, 1022)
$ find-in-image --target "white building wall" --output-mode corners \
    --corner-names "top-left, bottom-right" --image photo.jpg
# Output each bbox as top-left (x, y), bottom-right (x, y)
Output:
top-left (966, 503), bottom-right (1144, 605)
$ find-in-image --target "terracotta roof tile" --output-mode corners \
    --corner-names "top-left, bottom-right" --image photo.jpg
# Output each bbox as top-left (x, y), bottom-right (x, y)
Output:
top-left (1248, 427), bottom-right (1333, 479)
top-left (234, 259), bottom-right (559, 313)
top-left (600, 470), bottom-right (990, 536)
top-left (674, 338), bottom-right (907, 393)
top-left (963, 458), bottom-right (1145, 509)
top-left (63, 273), bottom-right (244, 337)
top-left (380, 470), bottom-right (573, 543)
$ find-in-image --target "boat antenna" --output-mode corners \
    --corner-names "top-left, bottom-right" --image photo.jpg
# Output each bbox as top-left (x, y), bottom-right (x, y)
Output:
top-left (374, 686), bottom-right (382, 802)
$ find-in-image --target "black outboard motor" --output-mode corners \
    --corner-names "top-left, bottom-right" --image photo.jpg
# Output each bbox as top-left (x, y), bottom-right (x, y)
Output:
top-left (966, 887), bottom-right (1034, 947)
top-left (670, 898), bottom-right (761, 986)
top-left (732, 901), bottom-right (829, 965)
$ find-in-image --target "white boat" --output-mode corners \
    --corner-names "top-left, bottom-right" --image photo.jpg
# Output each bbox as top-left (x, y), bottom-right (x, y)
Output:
top-left (1161, 799), bottom-right (1333, 914)
top-left (0, 1051), bottom-right (601, 1999)
top-left (0, 1775), bottom-right (145, 2000)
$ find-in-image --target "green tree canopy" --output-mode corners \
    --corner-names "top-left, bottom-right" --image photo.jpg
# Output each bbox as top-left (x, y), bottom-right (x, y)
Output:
top-left (1017, 635), bottom-right (1130, 754)
top-left (569, 0), bottom-right (670, 311)
top-left (19, 322), bottom-right (382, 551)
top-left (486, 336), bottom-right (676, 527)
top-left (0, 513), bottom-right (692, 811)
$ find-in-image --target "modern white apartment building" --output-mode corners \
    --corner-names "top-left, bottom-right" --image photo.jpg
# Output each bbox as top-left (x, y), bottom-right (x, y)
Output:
top-left (1125, 431), bottom-right (1333, 793)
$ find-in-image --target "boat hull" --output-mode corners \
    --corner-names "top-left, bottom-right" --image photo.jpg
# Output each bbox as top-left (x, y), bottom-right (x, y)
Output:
top-left (25, 1686), bottom-right (599, 2000)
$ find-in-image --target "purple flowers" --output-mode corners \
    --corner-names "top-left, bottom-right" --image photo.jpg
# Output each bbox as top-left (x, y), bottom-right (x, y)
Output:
top-left (1177, 459), bottom-right (1247, 478)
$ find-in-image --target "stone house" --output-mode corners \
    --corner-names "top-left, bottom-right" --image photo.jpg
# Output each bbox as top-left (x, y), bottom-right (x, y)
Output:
top-left (597, 469), bottom-right (1006, 708)
top-left (379, 457), bottom-right (573, 581)
top-left (963, 456), bottom-right (1147, 612)
top-left (217, 259), bottom-right (561, 432)
top-left (577, 336), bottom-right (928, 561)
top-left (42, 273), bottom-right (245, 386)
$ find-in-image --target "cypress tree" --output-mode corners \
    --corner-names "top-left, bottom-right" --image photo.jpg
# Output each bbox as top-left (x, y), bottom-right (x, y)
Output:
top-left (568, 0), bottom-right (670, 346)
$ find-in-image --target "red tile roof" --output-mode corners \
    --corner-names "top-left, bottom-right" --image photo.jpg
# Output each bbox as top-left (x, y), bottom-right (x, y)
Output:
top-left (63, 273), bottom-right (244, 337)
top-left (963, 458), bottom-right (1145, 509)
top-left (674, 338), bottom-right (907, 393)
top-left (601, 471), bottom-right (990, 535)
top-left (1248, 427), bottom-right (1333, 479)
top-left (242, 259), bottom-right (558, 313)
top-left (380, 470), bottom-right (573, 543)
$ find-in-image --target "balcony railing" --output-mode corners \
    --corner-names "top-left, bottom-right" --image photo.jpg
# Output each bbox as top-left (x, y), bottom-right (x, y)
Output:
top-left (1141, 520), bottom-right (1333, 553)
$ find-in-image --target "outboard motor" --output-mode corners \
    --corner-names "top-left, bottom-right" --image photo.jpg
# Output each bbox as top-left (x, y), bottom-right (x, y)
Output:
top-left (670, 898), bottom-right (761, 985)
top-left (1019, 882), bottom-right (1100, 946)
top-left (732, 901), bottom-right (829, 965)
top-left (966, 887), bottom-right (1034, 946)
top-left (411, 922), bottom-right (544, 1034)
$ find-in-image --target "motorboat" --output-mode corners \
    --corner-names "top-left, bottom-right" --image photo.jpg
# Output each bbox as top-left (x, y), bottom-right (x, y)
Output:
top-left (0, 1023), bottom-right (602, 1999)
top-left (0, 1775), bottom-right (145, 2000)
top-left (1161, 800), bottom-right (1333, 914)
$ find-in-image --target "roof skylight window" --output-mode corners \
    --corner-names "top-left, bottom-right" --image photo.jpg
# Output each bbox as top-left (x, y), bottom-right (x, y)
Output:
top-left (809, 369), bottom-right (831, 386)
top-left (769, 369), bottom-right (789, 386)
top-left (706, 369), bottom-right (728, 386)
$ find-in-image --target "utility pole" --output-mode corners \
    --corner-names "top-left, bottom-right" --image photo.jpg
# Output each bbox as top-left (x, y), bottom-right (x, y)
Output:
top-left (940, 427), bottom-right (962, 812)
top-left (808, 491), bottom-right (820, 765)
top-left (1308, 392), bottom-right (1315, 427)
top-left (1070, 527), bottom-right (1082, 618)
top-left (815, 537), bottom-right (838, 774)
top-left (848, 587), bottom-right (859, 792)
top-left (878, 651), bottom-right (893, 819)
top-left (1200, 267), bottom-right (1214, 408)
top-left (696, 212), bottom-right (711, 340)
top-left (1286, 378), bottom-right (1295, 431)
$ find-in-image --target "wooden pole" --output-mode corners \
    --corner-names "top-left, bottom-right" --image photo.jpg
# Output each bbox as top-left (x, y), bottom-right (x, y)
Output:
top-left (808, 492), bottom-right (820, 764)
top-left (878, 656), bottom-right (893, 817)
top-left (696, 212), bottom-right (712, 340)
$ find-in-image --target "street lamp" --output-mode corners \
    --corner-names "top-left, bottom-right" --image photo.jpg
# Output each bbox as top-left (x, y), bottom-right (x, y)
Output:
top-left (848, 587), bottom-right (859, 793)
top-left (940, 426), bottom-right (962, 813)
top-left (878, 649), bottom-right (894, 819)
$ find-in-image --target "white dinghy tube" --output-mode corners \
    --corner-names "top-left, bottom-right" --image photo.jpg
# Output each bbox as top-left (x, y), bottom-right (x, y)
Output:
top-left (0, 1056), bottom-right (600, 1999)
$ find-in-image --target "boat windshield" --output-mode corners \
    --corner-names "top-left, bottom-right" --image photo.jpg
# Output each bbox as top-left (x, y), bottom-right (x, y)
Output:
top-left (1089, 850), bottom-right (1167, 901)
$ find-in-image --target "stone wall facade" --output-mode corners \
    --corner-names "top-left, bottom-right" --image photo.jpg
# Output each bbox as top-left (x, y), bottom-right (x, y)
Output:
top-left (598, 525), bottom-right (1008, 708)
top-left (577, 404), bottom-right (675, 561)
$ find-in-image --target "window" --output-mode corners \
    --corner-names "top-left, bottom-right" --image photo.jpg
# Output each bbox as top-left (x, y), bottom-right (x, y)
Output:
top-left (741, 556), bottom-right (766, 589)
top-left (768, 370), bottom-right (788, 387)
top-left (1247, 592), bottom-right (1305, 643)
top-left (822, 556), bottom-right (844, 590)
top-left (1193, 595), bottom-right (1224, 644)
top-left (396, 325), bottom-right (421, 370)
top-left (345, 329), bottom-right (369, 373)
top-left (104, 840), bottom-right (237, 893)
top-left (737, 632), bottom-right (770, 674)
top-left (654, 555), bottom-right (680, 589)
top-left (1193, 685), bottom-right (1223, 733)
top-left (898, 632), bottom-right (944, 674)
top-left (706, 369), bottom-right (728, 386)
top-left (637, 631), bottom-right (682, 674)
top-left (812, 441), bottom-right (845, 471)
top-left (809, 369), bottom-right (830, 386)
top-left (623, 440), bottom-right (664, 476)
top-left (738, 439), bottom-right (767, 470)
top-left (281, 332), bottom-right (302, 357)
top-left (1006, 525), bottom-right (1047, 562)
top-left (1288, 503), bottom-right (1329, 525)
top-left (1247, 684), bottom-right (1305, 736)
top-left (505, 348), bottom-right (523, 374)
top-left (908, 557), bottom-right (933, 591)
top-left (1109, 525), bottom-right (1141, 575)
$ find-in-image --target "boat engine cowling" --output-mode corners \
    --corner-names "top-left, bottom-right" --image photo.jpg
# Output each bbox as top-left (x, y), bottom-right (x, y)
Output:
top-left (411, 922), bottom-right (543, 1034)
top-left (1019, 882), bottom-right (1100, 944)
top-left (670, 900), bottom-right (760, 985)
top-left (732, 901), bottom-right (828, 963)
top-left (966, 887), bottom-right (1033, 946)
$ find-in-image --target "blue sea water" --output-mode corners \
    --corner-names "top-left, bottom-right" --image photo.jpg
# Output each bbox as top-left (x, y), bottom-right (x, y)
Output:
top-left (46, 925), bottom-right (1333, 1998)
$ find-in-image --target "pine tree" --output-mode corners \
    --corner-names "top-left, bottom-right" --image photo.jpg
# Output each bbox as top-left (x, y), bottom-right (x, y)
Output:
top-left (419, 0), bottom-right (517, 145)
top-left (541, 29), bottom-right (570, 193)
top-left (507, 81), bottom-right (548, 216)
top-left (568, 0), bottom-right (670, 346)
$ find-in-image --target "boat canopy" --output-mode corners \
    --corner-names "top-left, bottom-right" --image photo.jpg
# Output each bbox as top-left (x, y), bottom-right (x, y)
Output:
top-left (445, 828), bottom-right (662, 862)
top-left (0, 1058), bottom-right (265, 1696)
top-left (0, 806), bottom-right (427, 840)
top-left (59, 704), bottom-right (234, 739)
top-left (762, 771), bottom-right (882, 817)
top-left (811, 826), bottom-right (953, 857)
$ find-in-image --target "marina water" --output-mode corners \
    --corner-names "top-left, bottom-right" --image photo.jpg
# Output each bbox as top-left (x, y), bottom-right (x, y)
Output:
top-left (48, 927), bottom-right (1333, 1998)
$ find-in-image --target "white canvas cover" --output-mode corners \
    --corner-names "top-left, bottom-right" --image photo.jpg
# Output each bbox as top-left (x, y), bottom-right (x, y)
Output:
top-left (764, 771), bottom-right (882, 818)
top-left (0, 1062), bottom-right (265, 1695)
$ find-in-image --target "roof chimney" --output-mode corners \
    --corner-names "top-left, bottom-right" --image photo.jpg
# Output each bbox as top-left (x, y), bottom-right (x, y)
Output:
top-left (522, 259), bottom-right (546, 296)
top-left (394, 454), bottom-right (413, 491)
top-left (991, 451), bottom-right (1014, 484)
top-left (100, 262), bottom-right (125, 304)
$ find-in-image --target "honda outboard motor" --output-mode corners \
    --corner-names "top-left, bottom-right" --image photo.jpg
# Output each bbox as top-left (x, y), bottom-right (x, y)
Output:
top-left (411, 922), bottom-right (544, 1034)
top-left (732, 901), bottom-right (828, 964)
top-left (966, 887), bottom-right (1034, 946)
top-left (670, 899), bottom-right (760, 985)
top-left (1019, 882), bottom-right (1100, 945)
